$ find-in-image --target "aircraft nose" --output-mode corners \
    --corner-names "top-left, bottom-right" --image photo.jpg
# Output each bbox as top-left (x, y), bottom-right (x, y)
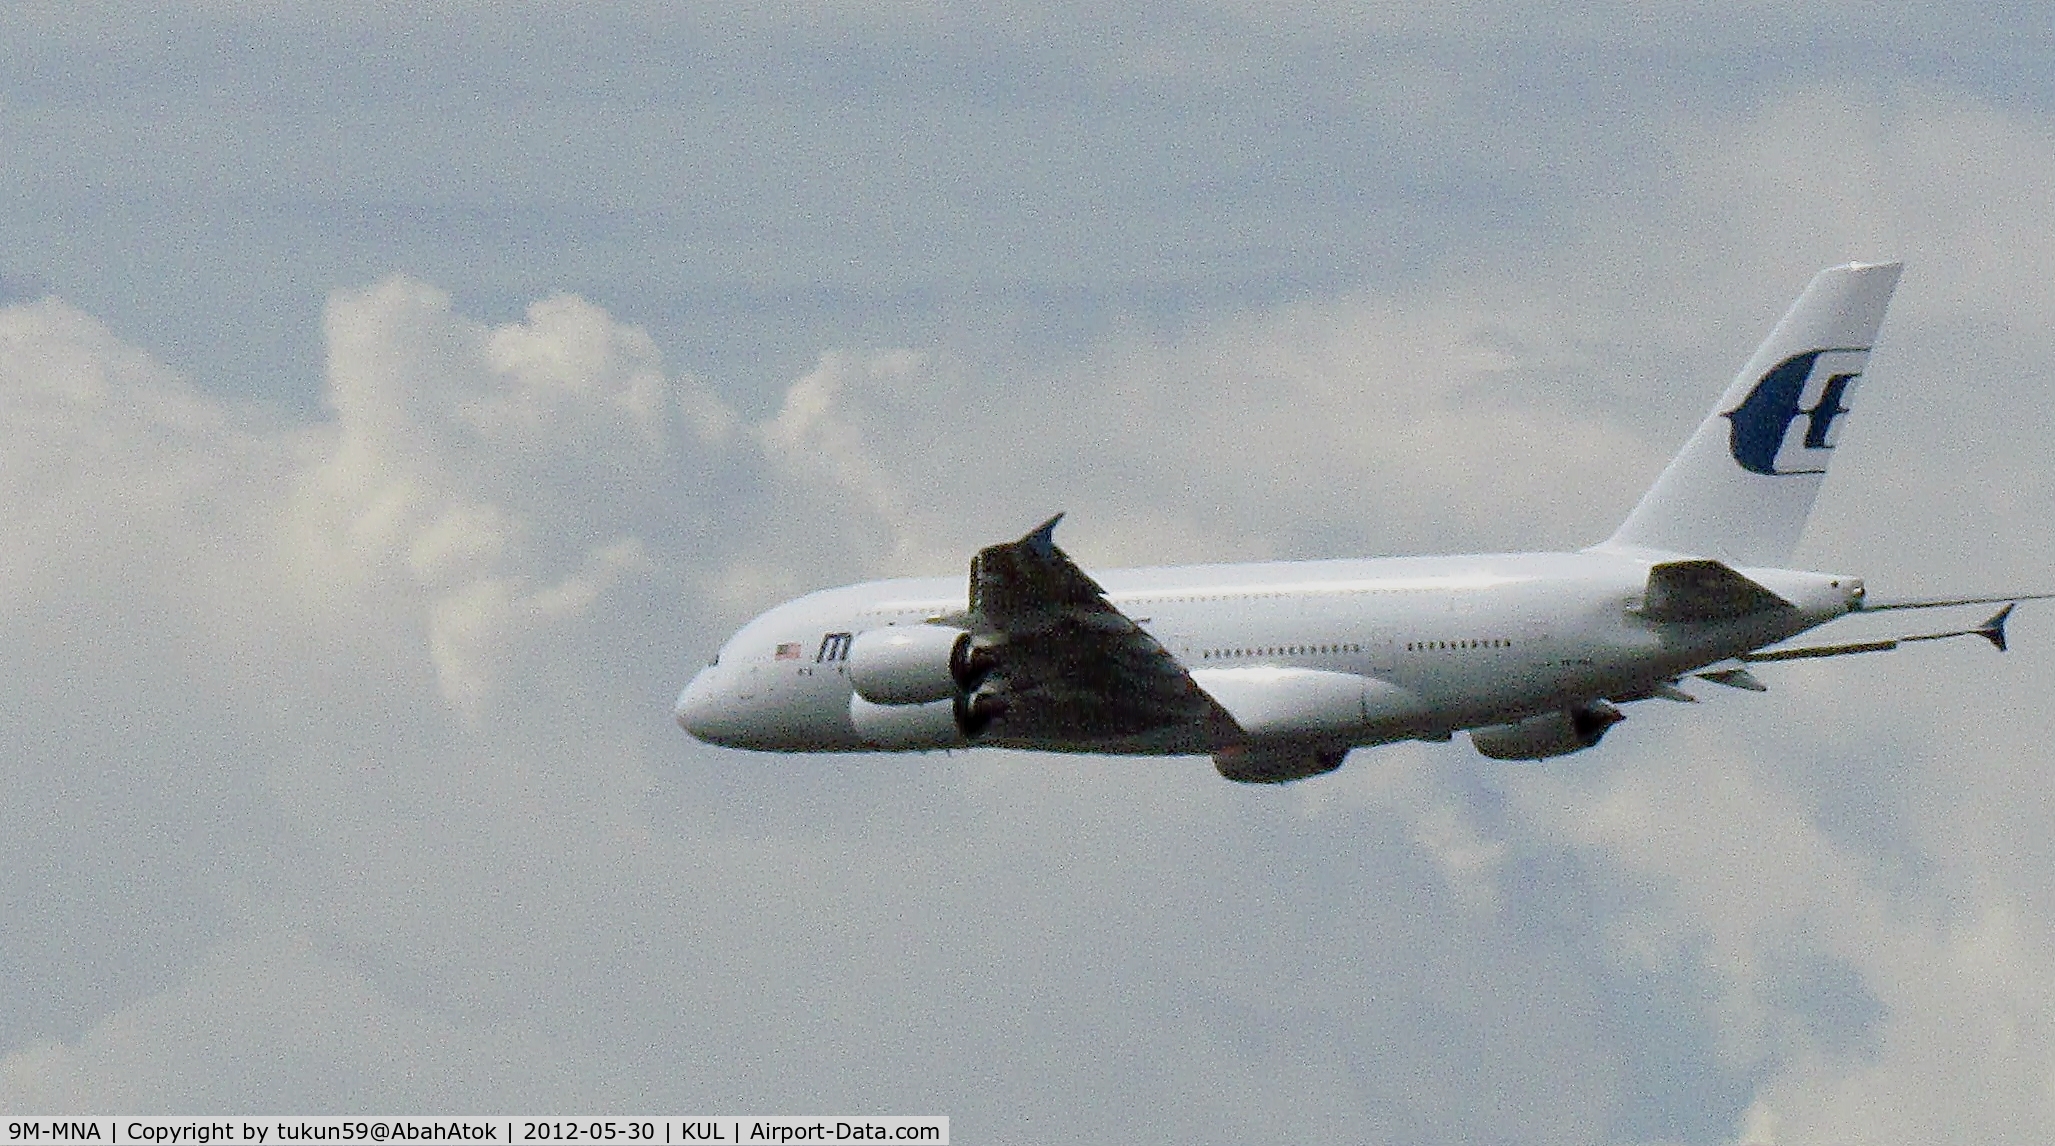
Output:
top-left (674, 669), bottom-right (720, 739)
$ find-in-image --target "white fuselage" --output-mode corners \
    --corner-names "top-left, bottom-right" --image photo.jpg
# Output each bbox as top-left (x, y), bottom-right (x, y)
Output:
top-left (674, 547), bottom-right (1862, 755)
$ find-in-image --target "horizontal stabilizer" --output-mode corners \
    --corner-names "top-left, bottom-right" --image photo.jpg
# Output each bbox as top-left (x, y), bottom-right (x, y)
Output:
top-left (1742, 637), bottom-right (1898, 663)
top-left (1978, 603), bottom-right (2012, 652)
top-left (1741, 605), bottom-right (2017, 663)
top-left (1697, 668), bottom-right (1768, 691)
top-left (1636, 559), bottom-right (1793, 623)
top-left (1860, 592), bottom-right (2055, 612)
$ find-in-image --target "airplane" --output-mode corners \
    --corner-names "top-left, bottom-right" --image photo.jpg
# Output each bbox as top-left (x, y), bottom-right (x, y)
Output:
top-left (674, 262), bottom-right (2048, 782)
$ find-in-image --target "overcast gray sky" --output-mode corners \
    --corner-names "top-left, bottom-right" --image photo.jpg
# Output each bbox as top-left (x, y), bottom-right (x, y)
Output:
top-left (5, 3), bottom-right (2055, 1143)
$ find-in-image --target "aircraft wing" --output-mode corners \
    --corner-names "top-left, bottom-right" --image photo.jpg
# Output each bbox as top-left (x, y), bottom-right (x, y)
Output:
top-left (956, 515), bottom-right (1236, 747)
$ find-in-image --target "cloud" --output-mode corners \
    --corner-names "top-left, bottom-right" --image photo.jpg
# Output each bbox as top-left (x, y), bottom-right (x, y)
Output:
top-left (0, 927), bottom-right (593, 1111)
top-left (727, 286), bottom-right (1664, 572)
top-left (0, 298), bottom-right (296, 1052)
top-left (10, 66), bottom-right (2055, 1146)
top-left (0, 272), bottom-right (1656, 1133)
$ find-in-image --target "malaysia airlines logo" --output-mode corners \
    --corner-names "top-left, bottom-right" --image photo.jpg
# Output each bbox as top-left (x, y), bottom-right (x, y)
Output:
top-left (1724, 348), bottom-right (1869, 476)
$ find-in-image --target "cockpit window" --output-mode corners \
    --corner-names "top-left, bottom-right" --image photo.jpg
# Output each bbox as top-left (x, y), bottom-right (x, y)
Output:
top-left (708, 654), bottom-right (719, 667)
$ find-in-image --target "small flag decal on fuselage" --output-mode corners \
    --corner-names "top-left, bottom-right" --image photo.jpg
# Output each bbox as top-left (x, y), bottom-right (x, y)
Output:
top-left (775, 642), bottom-right (803, 660)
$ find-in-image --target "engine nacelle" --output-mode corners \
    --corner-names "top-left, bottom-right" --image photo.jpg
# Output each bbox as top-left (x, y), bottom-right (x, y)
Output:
top-left (847, 625), bottom-right (991, 706)
top-left (1470, 702), bottom-right (1624, 761)
top-left (848, 689), bottom-right (1008, 749)
top-left (849, 695), bottom-right (968, 750)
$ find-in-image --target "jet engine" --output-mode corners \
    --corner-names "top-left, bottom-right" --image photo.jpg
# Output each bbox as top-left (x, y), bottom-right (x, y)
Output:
top-left (849, 695), bottom-right (965, 750)
top-left (848, 691), bottom-right (1007, 749)
top-left (1469, 702), bottom-right (1623, 761)
top-left (846, 625), bottom-right (994, 706)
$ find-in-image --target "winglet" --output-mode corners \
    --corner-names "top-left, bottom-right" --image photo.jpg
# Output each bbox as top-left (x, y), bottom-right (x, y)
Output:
top-left (1024, 513), bottom-right (1065, 559)
top-left (1979, 603), bottom-right (2015, 652)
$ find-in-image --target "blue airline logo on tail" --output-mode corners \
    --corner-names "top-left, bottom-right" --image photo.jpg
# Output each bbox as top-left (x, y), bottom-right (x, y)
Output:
top-left (1725, 348), bottom-right (1868, 475)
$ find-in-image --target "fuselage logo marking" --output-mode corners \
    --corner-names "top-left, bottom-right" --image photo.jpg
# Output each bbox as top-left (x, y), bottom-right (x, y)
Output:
top-left (817, 632), bottom-right (854, 663)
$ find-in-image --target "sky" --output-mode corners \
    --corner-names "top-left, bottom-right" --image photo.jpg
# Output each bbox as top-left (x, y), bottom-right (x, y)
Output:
top-left (5, 3), bottom-right (2055, 1142)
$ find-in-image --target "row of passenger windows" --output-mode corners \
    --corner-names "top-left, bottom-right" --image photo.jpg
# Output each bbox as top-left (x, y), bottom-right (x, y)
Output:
top-left (857, 590), bottom-right (1442, 622)
top-left (1116, 585), bottom-right (1445, 604)
top-left (1198, 638), bottom-right (1512, 660)
top-left (1406, 639), bottom-right (1511, 651)
top-left (1201, 644), bottom-right (1361, 660)
top-left (1132, 593), bottom-right (1336, 604)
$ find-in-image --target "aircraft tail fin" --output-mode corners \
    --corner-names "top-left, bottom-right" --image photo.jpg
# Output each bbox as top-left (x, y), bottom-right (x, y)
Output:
top-left (1602, 262), bottom-right (1903, 565)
